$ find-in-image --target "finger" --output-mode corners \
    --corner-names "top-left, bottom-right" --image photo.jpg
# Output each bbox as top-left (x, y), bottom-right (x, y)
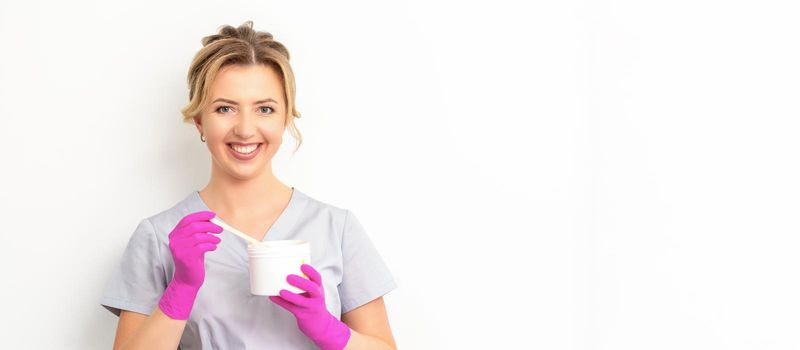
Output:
top-left (191, 232), bottom-right (222, 244)
top-left (185, 221), bottom-right (223, 235)
top-left (170, 215), bottom-right (219, 240)
top-left (278, 289), bottom-right (311, 308)
top-left (269, 295), bottom-right (296, 312)
top-left (287, 274), bottom-right (321, 298)
top-left (176, 211), bottom-right (216, 230)
top-left (195, 242), bottom-right (219, 253)
top-left (300, 264), bottom-right (322, 287)
top-left (170, 223), bottom-right (222, 242)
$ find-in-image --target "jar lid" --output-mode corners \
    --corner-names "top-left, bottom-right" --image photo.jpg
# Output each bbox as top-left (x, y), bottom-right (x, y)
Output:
top-left (247, 240), bottom-right (309, 257)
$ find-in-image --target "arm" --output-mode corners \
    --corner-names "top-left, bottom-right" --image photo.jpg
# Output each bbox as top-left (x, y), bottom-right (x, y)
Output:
top-left (114, 309), bottom-right (187, 350)
top-left (269, 264), bottom-right (398, 350)
top-left (342, 297), bottom-right (397, 350)
top-left (114, 211), bottom-right (222, 350)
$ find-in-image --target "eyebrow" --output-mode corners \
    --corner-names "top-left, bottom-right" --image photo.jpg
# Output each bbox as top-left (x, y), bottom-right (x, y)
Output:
top-left (211, 97), bottom-right (278, 105)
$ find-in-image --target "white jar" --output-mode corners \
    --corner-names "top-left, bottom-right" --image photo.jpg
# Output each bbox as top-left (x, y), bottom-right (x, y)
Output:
top-left (247, 240), bottom-right (312, 296)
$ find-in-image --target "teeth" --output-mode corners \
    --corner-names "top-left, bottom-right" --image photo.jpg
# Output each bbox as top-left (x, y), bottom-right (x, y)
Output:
top-left (230, 144), bottom-right (258, 154)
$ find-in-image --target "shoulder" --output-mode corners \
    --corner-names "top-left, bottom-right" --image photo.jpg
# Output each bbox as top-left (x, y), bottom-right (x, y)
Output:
top-left (298, 189), bottom-right (347, 216)
top-left (137, 191), bottom-right (202, 239)
top-left (294, 188), bottom-right (355, 231)
top-left (295, 188), bottom-right (350, 221)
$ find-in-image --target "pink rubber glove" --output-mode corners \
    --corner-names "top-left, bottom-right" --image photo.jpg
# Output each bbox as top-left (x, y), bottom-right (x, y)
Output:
top-left (269, 264), bottom-right (351, 350)
top-left (158, 211), bottom-right (223, 320)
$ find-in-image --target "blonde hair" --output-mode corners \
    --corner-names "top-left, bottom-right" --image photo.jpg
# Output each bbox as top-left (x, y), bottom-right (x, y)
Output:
top-left (180, 21), bottom-right (302, 154)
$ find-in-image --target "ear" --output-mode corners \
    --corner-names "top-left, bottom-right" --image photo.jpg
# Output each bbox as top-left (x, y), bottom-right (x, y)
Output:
top-left (193, 115), bottom-right (202, 134)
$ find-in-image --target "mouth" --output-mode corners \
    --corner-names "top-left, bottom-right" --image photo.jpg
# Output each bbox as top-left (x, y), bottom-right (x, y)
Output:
top-left (226, 143), bottom-right (263, 160)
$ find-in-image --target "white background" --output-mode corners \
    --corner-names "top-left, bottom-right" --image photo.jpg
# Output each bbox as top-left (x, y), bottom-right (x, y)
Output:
top-left (1, 0), bottom-right (799, 349)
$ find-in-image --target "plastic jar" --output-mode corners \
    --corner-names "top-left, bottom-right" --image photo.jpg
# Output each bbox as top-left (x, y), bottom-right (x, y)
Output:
top-left (247, 240), bottom-right (311, 296)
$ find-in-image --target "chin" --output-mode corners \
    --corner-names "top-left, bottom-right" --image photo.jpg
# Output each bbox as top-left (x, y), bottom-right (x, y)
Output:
top-left (226, 165), bottom-right (266, 181)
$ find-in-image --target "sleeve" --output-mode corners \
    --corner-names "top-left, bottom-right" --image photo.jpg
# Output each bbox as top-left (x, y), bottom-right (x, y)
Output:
top-left (337, 210), bottom-right (398, 314)
top-left (100, 218), bottom-right (168, 317)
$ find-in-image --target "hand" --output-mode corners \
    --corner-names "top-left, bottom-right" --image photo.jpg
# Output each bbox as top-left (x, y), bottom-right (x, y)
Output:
top-left (158, 211), bottom-right (223, 320)
top-left (269, 264), bottom-right (351, 350)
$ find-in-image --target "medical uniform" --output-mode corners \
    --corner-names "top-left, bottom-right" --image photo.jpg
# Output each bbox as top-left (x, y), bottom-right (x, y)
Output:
top-left (100, 187), bottom-right (398, 349)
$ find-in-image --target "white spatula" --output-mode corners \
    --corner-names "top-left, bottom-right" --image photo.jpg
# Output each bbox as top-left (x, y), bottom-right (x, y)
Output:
top-left (210, 217), bottom-right (261, 245)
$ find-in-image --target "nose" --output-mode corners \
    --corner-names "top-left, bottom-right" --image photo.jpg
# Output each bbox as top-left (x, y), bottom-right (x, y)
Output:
top-left (232, 111), bottom-right (257, 139)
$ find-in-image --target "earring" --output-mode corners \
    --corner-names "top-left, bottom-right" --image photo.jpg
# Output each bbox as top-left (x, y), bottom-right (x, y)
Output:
top-left (200, 134), bottom-right (206, 142)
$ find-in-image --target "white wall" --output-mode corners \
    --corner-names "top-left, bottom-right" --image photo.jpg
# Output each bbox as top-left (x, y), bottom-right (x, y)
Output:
top-left (1, 0), bottom-right (799, 349)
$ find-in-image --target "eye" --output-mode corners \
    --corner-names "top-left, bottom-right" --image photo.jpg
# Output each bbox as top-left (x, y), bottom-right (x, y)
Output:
top-left (214, 105), bottom-right (273, 115)
top-left (215, 105), bottom-right (233, 114)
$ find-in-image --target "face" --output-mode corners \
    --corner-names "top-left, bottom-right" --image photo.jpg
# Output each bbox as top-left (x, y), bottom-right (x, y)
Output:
top-left (194, 64), bottom-right (287, 181)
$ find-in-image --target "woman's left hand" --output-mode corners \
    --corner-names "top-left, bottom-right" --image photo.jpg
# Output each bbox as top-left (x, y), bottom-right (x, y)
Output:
top-left (269, 264), bottom-right (351, 350)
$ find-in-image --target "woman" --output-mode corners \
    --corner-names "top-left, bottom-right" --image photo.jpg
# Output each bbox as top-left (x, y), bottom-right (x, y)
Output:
top-left (100, 21), bottom-right (398, 350)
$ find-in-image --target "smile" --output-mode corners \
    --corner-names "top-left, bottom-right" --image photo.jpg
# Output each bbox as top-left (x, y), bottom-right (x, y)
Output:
top-left (227, 143), bottom-right (263, 160)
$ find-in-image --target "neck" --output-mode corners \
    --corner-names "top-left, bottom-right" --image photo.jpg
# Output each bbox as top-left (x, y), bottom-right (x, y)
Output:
top-left (200, 161), bottom-right (290, 217)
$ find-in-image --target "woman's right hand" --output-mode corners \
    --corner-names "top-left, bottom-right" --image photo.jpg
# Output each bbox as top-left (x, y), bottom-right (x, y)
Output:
top-left (158, 211), bottom-right (223, 320)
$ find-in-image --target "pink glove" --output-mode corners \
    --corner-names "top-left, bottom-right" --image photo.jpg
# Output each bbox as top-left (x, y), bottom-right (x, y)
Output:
top-left (158, 211), bottom-right (222, 320)
top-left (269, 264), bottom-right (351, 350)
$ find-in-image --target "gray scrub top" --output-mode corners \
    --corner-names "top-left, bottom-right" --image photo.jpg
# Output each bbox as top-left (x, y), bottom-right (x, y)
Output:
top-left (100, 187), bottom-right (398, 349)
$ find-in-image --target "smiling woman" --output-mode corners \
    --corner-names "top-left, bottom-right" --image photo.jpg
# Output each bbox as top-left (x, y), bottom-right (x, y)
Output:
top-left (194, 64), bottom-right (288, 178)
top-left (181, 23), bottom-right (303, 154)
top-left (100, 21), bottom-right (398, 350)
